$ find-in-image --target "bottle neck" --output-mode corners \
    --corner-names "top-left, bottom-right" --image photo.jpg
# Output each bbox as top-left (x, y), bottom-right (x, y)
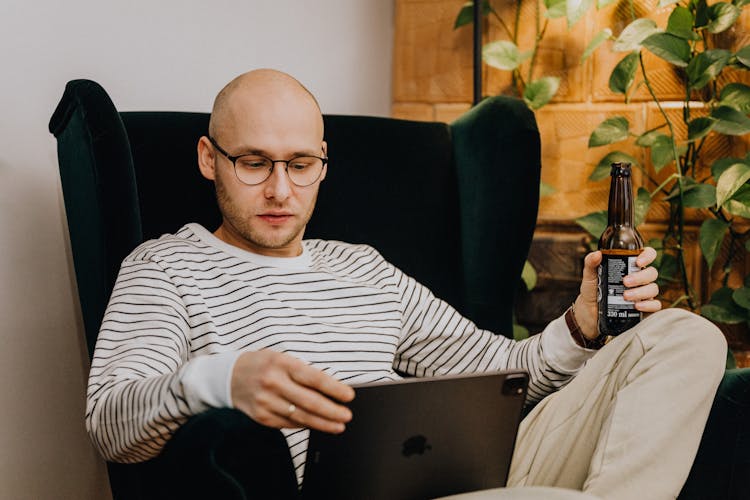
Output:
top-left (608, 173), bottom-right (634, 226)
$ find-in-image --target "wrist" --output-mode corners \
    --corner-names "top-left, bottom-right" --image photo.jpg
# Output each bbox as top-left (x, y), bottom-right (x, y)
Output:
top-left (566, 302), bottom-right (607, 350)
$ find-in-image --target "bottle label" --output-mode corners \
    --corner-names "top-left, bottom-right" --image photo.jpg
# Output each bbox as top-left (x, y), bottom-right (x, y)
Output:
top-left (598, 255), bottom-right (640, 319)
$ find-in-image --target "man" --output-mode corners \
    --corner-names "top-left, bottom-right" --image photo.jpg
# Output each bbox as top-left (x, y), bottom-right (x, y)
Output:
top-left (86, 69), bottom-right (726, 499)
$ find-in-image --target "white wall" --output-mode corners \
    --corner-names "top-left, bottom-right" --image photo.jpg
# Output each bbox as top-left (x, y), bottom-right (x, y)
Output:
top-left (0, 1), bottom-right (394, 498)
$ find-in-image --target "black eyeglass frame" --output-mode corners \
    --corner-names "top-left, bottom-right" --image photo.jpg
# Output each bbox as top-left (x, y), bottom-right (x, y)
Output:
top-left (207, 136), bottom-right (328, 187)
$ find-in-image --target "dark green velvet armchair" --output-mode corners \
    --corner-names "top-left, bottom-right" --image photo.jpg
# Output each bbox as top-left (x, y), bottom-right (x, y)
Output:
top-left (49, 80), bottom-right (748, 499)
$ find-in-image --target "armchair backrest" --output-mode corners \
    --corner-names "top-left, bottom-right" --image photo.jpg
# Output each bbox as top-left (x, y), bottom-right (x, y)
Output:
top-left (49, 79), bottom-right (541, 360)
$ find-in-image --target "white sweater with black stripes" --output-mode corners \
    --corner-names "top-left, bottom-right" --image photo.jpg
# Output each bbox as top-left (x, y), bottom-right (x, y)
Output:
top-left (86, 223), bottom-right (595, 484)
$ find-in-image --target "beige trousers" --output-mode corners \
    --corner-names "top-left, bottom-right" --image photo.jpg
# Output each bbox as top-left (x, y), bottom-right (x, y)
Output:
top-left (507, 308), bottom-right (727, 500)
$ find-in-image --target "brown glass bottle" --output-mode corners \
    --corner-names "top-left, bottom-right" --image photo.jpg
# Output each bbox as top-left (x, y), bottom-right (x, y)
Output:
top-left (597, 162), bottom-right (644, 336)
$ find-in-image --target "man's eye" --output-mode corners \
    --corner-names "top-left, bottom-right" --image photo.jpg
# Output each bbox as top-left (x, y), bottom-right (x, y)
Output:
top-left (238, 158), bottom-right (269, 169)
top-left (290, 158), bottom-right (315, 170)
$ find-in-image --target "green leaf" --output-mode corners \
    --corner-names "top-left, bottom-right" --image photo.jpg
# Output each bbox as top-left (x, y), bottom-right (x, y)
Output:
top-left (590, 151), bottom-right (640, 181)
top-left (454, 1), bottom-right (493, 28)
top-left (582, 28), bottom-right (613, 62)
top-left (609, 52), bottom-right (639, 94)
top-left (687, 116), bottom-right (716, 142)
top-left (734, 287), bottom-right (750, 309)
top-left (643, 32), bottom-right (691, 67)
top-left (702, 304), bottom-right (745, 323)
top-left (483, 41), bottom-right (524, 70)
top-left (588, 116), bottom-right (630, 147)
top-left (712, 157), bottom-right (746, 179)
top-left (575, 211), bottom-right (608, 239)
top-left (707, 2), bottom-right (741, 34)
top-left (513, 323), bottom-right (530, 341)
top-left (718, 83), bottom-right (750, 113)
top-left (651, 134), bottom-right (685, 172)
top-left (524, 77), bottom-right (561, 109)
top-left (700, 219), bottom-right (729, 269)
top-left (598, 0), bottom-right (618, 7)
top-left (664, 181), bottom-right (717, 208)
top-left (702, 287), bottom-right (746, 323)
top-left (540, 181), bottom-right (556, 197)
top-left (634, 187), bottom-right (652, 226)
top-left (687, 49), bottom-right (731, 90)
top-left (716, 162), bottom-right (750, 207)
top-left (667, 6), bottom-right (699, 40)
top-left (695, 0), bottom-right (710, 28)
top-left (545, 0), bottom-right (567, 19)
top-left (684, 184), bottom-right (717, 208)
top-left (521, 260), bottom-right (538, 291)
top-left (567, 0), bottom-right (595, 28)
top-left (726, 200), bottom-right (750, 218)
top-left (724, 185), bottom-right (750, 218)
top-left (711, 105), bottom-right (750, 135)
top-left (613, 18), bottom-right (659, 52)
top-left (636, 129), bottom-right (664, 147)
top-left (735, 0), bottom-right (750, 8)
top-left (736, 45), bottom-right (750, 68)
top-left (656, 253), bottom-right (679, 284)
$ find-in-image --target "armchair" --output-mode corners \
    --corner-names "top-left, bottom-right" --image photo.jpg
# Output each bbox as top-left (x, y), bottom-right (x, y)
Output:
top-left (49, 80), bottom-right (748, 499)
top-left (49, 79), bottom-right (539, 499)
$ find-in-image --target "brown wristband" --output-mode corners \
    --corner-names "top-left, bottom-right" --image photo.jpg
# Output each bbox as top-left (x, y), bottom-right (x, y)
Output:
top-left (565, 304), bottom-right (608, 350)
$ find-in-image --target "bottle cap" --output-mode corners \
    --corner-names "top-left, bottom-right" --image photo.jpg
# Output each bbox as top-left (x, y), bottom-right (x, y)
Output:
top-left (610, 162), bottom-right (632, 177)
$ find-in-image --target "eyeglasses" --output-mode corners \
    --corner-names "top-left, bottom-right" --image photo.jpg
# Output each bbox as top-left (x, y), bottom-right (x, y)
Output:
top-left (208, 136), bottom-right (328, 187)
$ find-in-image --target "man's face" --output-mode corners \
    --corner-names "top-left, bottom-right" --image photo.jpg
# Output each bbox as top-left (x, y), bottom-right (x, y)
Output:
top-left (199, 87), bottom-right (326, 257)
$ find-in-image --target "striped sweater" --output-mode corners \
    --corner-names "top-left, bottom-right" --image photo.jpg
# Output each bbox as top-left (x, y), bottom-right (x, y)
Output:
top-left (86, 223), bottom-right (594, 483)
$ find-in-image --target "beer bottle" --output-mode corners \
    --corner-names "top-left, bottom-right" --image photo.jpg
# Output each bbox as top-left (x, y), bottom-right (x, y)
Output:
top-left (597, 162), bottom-right (644, 336)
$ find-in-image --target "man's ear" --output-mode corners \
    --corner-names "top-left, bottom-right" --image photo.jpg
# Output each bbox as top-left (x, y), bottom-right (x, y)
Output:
top-left (197, 136), bottom-right (217, 181)
top-left (320, 140), bottom-right (328, 182)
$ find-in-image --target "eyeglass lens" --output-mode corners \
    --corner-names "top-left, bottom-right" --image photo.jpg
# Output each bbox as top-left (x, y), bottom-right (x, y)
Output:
top-left (234, 155), bottom-right (324, 186)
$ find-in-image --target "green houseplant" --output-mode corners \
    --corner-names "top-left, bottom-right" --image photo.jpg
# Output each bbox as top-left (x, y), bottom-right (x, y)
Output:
top-left (575, 0), bottom-right (750, 347)
top-left (458, 0), bottom-right (750, 355)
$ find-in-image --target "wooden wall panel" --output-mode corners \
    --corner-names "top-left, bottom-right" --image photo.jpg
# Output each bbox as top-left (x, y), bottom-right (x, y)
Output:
top-left (535, 103), bottom-right (645, 221)
top-left (393, 0), bottom-right (474, 103)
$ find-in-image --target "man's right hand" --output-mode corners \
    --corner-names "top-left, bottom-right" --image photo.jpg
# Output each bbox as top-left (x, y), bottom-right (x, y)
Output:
top-left (231, 350), bottom-right (355, 433)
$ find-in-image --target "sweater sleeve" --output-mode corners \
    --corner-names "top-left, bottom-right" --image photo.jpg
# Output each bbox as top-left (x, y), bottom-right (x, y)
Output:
top-left (393, 269), bottom-right (596, 403)
top-left (85, 258), bottom-right (239, 463)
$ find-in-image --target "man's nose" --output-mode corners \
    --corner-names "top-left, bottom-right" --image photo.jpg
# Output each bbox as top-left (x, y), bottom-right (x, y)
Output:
top-left (263, 162), bottom-right (292, 200)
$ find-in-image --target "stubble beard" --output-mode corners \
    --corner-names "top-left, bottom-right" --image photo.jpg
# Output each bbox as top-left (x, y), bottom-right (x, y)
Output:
top-left (214, 175), bottom-right (315, 251)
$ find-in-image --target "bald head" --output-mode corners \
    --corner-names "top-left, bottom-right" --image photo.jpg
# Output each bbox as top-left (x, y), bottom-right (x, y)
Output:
top-left (208, 69), bottom-right (323, 142)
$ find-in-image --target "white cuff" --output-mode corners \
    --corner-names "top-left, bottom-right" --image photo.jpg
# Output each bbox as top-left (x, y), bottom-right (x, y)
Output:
top-left (540, 314), bottom-right (597, 374)
top-left (181, 350), bottom-right (244, 412)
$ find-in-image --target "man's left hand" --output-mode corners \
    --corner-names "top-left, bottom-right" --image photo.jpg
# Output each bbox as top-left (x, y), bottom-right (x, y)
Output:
top-left (574, 247), bottom-right (662, 339)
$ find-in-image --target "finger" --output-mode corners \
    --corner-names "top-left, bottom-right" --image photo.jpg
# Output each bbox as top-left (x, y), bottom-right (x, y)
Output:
top-left (582, 251), bottom-right (602, 281)
top-left (244, 397), bottom-right (300, 430)
top-left (634, 299), bottom-right (662, 313)
top-left (268, 399), bottom-right (346, 433)
top-left (288, 360), bottom-right (355, 403)
top-left (636, 247), bottom-right (658, 267)
top-left (287, 406), bottom-right (348, 434)
top-left (623, 282), bottom-right (659, 302)
top-left (280, 379), bottom-right (353, 424)
top-left (252, 392), bottom-right (345, 433)
top-left (623, 266), bottom-right (658, 287)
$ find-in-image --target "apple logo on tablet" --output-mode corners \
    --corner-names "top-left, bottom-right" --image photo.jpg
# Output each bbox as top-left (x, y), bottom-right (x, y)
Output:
top-left (402, 435), bottom-right (432, 457)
